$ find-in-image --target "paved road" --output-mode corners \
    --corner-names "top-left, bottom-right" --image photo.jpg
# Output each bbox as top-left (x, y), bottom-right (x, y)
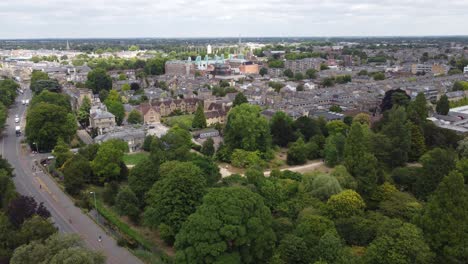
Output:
top-left (0, 89), bottom-right (141, 264)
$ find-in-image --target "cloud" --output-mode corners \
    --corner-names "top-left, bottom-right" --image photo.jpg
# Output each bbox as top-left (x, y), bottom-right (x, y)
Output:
top-left (0, 0), bottom-right (467, 38)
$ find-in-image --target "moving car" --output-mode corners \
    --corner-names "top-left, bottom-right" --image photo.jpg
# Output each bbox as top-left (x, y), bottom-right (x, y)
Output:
top-left (15, 126), bottom-right (21, 136)
top-left (25, 99), bottom-right (29, 105)
top-left (15, 117), bottom-right (19, 123)
top-left (21, 100), bottom-right (25, 105)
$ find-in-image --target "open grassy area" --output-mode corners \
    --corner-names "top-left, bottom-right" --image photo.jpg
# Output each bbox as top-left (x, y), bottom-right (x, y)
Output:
top-left (162, 114), bottom-right (194, 130)
top-left (123, 152), bottom-right (149, 166)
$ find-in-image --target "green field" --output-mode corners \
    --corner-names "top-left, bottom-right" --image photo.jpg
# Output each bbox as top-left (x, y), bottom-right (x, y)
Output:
top-left (163, 114), bottom-right (194, 130)
top-left (123, 152), bottom-right (149, 166)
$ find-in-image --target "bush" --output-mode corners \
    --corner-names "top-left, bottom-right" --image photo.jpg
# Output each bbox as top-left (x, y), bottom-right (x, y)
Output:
top-left (158, 223), bottom-right (175, 245)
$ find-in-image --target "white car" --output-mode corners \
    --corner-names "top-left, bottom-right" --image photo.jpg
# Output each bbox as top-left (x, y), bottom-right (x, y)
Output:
top-left (21, 100), bottom-right (26, 105)
top-left (25, 99), bottom-right (29, 105)
top-left (15, 117), bottom-right (19, 123)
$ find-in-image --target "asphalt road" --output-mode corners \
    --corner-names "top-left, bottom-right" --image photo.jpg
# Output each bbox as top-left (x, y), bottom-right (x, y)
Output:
top-left (0, 89), bottom-right (141, 264)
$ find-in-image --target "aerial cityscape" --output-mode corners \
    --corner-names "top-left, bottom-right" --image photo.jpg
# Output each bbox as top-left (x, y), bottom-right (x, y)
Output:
top-left (0, 1), bottom-right (467, 264)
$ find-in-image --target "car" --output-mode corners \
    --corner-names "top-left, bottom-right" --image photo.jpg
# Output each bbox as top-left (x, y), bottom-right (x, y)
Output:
top-left (14, 117), bottom-right (19, 123)
top-left (15, 114), bottom-right (18, 118)
top-left (25, 99), bottom-right (29, 105)
top-left (21, 100), bottom-right (25, 105)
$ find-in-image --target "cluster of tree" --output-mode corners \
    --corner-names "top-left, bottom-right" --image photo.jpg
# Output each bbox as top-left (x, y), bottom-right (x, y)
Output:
top-left (0, 157), bottom-right (103, 263)
top-left (104, 90), bottom-right (125, 125)
top-left (25, 90), bottom-right (77, 152)
top-left (268, 59), bottom-right (284, 68)
top-left (268, 81), bottom-right (285, 93)
top-left (321, 75), bottom-right (352, 87)
top-left (0, 79), bottom-right (20, 129)
top-left (30, 71), bottom-right (61, 94)
top-left (452, 80), bottom-right (468, 91)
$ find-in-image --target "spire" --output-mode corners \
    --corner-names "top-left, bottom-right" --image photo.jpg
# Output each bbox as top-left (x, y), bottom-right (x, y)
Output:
top-left (66, 40), bottom-right (70, 50)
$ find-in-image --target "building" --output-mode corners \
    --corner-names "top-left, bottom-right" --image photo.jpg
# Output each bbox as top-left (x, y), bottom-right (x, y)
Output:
top-left (411, 63), bottom-right (448, 75)
top-left (138, 98), bottom-right (202, 124)
top-left (284, 58), bottom-right (323, 74)
top-left (464, 66), bottom-right (468, 74)
top-left (343, 55), bottom-right (353, 67)
top-left (165, 60), bottom-right (195, 76)
top-left (207, 45), bottom-right (212, 55)
top-left (89, 104), bottom-right (116, 134)
top-left (94, 127), bottom-right (145, 153)
top-left (192, 128), bottom-right (220, 139)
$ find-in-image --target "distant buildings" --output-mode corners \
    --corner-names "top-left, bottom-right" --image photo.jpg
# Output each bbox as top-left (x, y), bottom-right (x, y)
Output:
top-left (165, 60), bottom-right (195, 76)
top-left (138, 98), bottom-right (202, 124)
top-left (284, 58), bottom-right (324, 74)
top-left (94, 127), bottom-right (145, 152)
top-left (89, 103), bottom-right (116, 135)
top-left (464, 66), bottom-right (468, 74)
top-left (411, 63), bottom-right (448, 76)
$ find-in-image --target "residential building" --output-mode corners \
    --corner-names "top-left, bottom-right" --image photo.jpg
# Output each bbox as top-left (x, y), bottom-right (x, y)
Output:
top-left (89, 104), bottom-right (116, 134)
top-left (138, 98), bottom-right (202, 124)
top-left (284, 58), bottom-right (323, 74)
top-left (94, 127), bottom-right (145, 153)
top-left (165, 60), bottom-right (195, 76)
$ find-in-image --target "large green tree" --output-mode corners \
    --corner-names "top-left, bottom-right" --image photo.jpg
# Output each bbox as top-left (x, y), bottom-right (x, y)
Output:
top-left (407, 92), bottom-right (428, 124)
top-left (26, 103), bottom-right (77, 151)
top-left (104, 99), bottom-right (124, 125)
top-left (91, 139), bottom-right (128, 183)
top-left (224, 104), bottom-right (271, 153)
top-left (270, 111), bottom-right (295, 147)
top-left (85, 68), bottom-right (112, 94)
top-left (115, 186), bottom-right (140, 222)
top-left (381, 106), bottom-right (411, 167)
top-left (0, 79), bottom-right (20, 107)
top-left (418, 171), bottom-right (468, 263)
top-left (192, 103), bottom-right (207, 129)
top-left (293, 116), bottom-right (322, 141)
top-left (52, 138), bottom-right (72, 168)
top-left (233, 92), bottom-right (248, 107)
top-left (324, 133), bottom-right (346, 167)
top-left (344, 123), bottom-right (378, 196)
top-left (127, 109), bottom-right (143, 124)
top-left (144, 162), bottom-right (206, 237)
top-left (62, 155), bottom-right (92, 195)
top-left (175, 187), bottom-right (276, 263)
top-left (435, 94), bottom-right (450, 115)
top-left (364, 223), bottom-right (434, 264)
top-left (10, 234), bottom-right (104, 264)
top-left (30, 90), bottom-right (71, 112)
top-left (128, 156), bottom-right (160, 204)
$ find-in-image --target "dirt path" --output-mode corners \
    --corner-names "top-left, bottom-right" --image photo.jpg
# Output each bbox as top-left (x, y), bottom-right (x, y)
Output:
top-left (219, 160), bottom-right (325, 178)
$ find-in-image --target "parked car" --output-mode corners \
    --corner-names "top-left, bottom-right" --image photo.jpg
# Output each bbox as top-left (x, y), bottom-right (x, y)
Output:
top-left (14, 117), bottom-right (19, 123)
top-left (21, 100), bottom-right (25, 105)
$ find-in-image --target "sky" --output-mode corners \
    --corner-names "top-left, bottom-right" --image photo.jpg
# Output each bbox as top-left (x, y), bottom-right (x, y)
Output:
top-left (1, 0), bottom-right (468, 38)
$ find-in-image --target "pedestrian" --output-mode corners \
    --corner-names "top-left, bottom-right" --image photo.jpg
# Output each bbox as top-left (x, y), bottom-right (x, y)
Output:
top-left (39, 184), bottom-right (41, 189)
top-left (98, 235), bottom-right (102, 242)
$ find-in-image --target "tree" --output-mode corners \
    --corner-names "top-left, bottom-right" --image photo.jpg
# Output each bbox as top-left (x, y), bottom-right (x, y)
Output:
top-left (91, 139), bottom-right (128, 183)
top-left (294, 214), bottom-right (336, 249)
top-left (144, 162), bottom-right (206, 236)
top-left (381, 106), bottom-right (411, 167)
top-left (160, 126), bottom-right (192, 161)
top-left (259, 67), bottom-right (268, 76)
top-left (324, 133), bottom-right (346, 166)
top-left (85, 68), bottom-right (112, 94)
top-left (105, 99), bottom-right (124, 125)
top-left (364, 223), bottom-right (434, 264)
top-left (277, 234), bottom-right (309, 264)
top-left (10, 234), bottom-right (105, 264)
top-left (127, 109), bottom-right (142, 124)
top-left (52, 138), bottom-right (72, 168)
top-left (270, 111), bottom-right (295, 147)
top-left (287, 138), bottom-right (308, 165)
top-left (327, 190), bottom-right (365, 219)
top-left (380, 89), bottom-right (410, 113)
top-left (18, 215), bottom-right (57, 245)
top-left (31, 79), bottom-right (60, 94)
top-left (415, 148), bottom-right (457, 199)
top-left (326, 120), bottom-right (348, 135)
top-left (77, 97), bottom-right (91, 127)
top-left (407, 92), bottom-right (428, 124)
top-left (322, 77), bottom-right (335, 87)
top-left (372, 72), bottom-right (386, 81)
top-left (30, 90), bottom-right (72, 112)
top-left (452, 80), bottom-right (468, 91)
top-left (293, 116), bottom-right (321, 141)
top-left (192, 103), bottom-right (206, 129)
top-left (306, 68), bottom-right (317, 79)
top-left (0, 169), bottom-right (16, 211)
top-left (30, 71), bottom-right (49, 90)
top-left (189, 154), bottom-right (222, 186)
top-left (224, 104), bottom-right (272, 153)
top-left (201, 138), bottom-right (215, 157)
top-left (294, 72), bottom-right (304, 81)
top-left (128, 156), bottom-right (159, 203)
top-left (331, 165), bottom-right (357, 190)
top-left (231, 149), bottom-right (266, 168)
top-left (329, 105), bottom-right (343, 113)
top-left (175, 187), bottom-right (276, 263)
top-left (379, 191), bottom-right (422, 221)
top-left (409, 123), bottom-right (426, 162)
top-left (232, 92), bottom-right (248, 107)
top-left (283, 69), bottom-right (294, 78)
top-left (418, 171), bottom-right (467, 263)
top-left (26, 103), bottom-right (77, 151)
top-left (435, 94), bottom-right (449, 115)
top-left (300, 173), bottom-right (342, 201)
top-left (457, 137), bottom-right (468, 158)
top-left (7, 195), bottom-right (50, 227)
top-left (115, 186), bottom-right (140, 222)
top-left (353, 113), bottom-right (371, 125)
top-left (344, 123), bottom-right (377, 196)
top-left (62, 155), bottom-right (92, 195)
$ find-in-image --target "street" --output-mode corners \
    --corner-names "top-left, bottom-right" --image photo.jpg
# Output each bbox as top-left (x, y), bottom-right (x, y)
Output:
top-left (0, 88), bottom-right (141, 264)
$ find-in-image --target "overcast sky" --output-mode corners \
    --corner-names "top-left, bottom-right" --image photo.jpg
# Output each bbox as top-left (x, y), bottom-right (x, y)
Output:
top-left (1, 0), bottom-right (467, 38)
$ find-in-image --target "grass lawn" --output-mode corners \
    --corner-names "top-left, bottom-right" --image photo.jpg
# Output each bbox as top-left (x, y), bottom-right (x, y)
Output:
top-left (123, 152), bottom-right (149, 166)
top-left (163, 115), bottom-right (194, 130)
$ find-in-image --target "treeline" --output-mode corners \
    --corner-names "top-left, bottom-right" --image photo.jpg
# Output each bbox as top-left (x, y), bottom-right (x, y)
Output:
top-left (0, 157), bottom-right (104, 263)
top-left (0, 79), bottom-right (20, 129)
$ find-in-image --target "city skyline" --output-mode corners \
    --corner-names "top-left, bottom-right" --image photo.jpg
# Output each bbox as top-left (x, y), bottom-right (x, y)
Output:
top-left (1, 0), bottom-right (468, 39)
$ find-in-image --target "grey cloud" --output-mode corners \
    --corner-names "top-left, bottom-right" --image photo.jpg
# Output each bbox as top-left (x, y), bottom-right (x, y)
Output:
top-left (0, 0), bottom-right (467, 38)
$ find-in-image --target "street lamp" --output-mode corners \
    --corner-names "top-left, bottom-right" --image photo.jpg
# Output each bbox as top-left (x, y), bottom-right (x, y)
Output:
top-left (90, 191), bottom-right (99, 224)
